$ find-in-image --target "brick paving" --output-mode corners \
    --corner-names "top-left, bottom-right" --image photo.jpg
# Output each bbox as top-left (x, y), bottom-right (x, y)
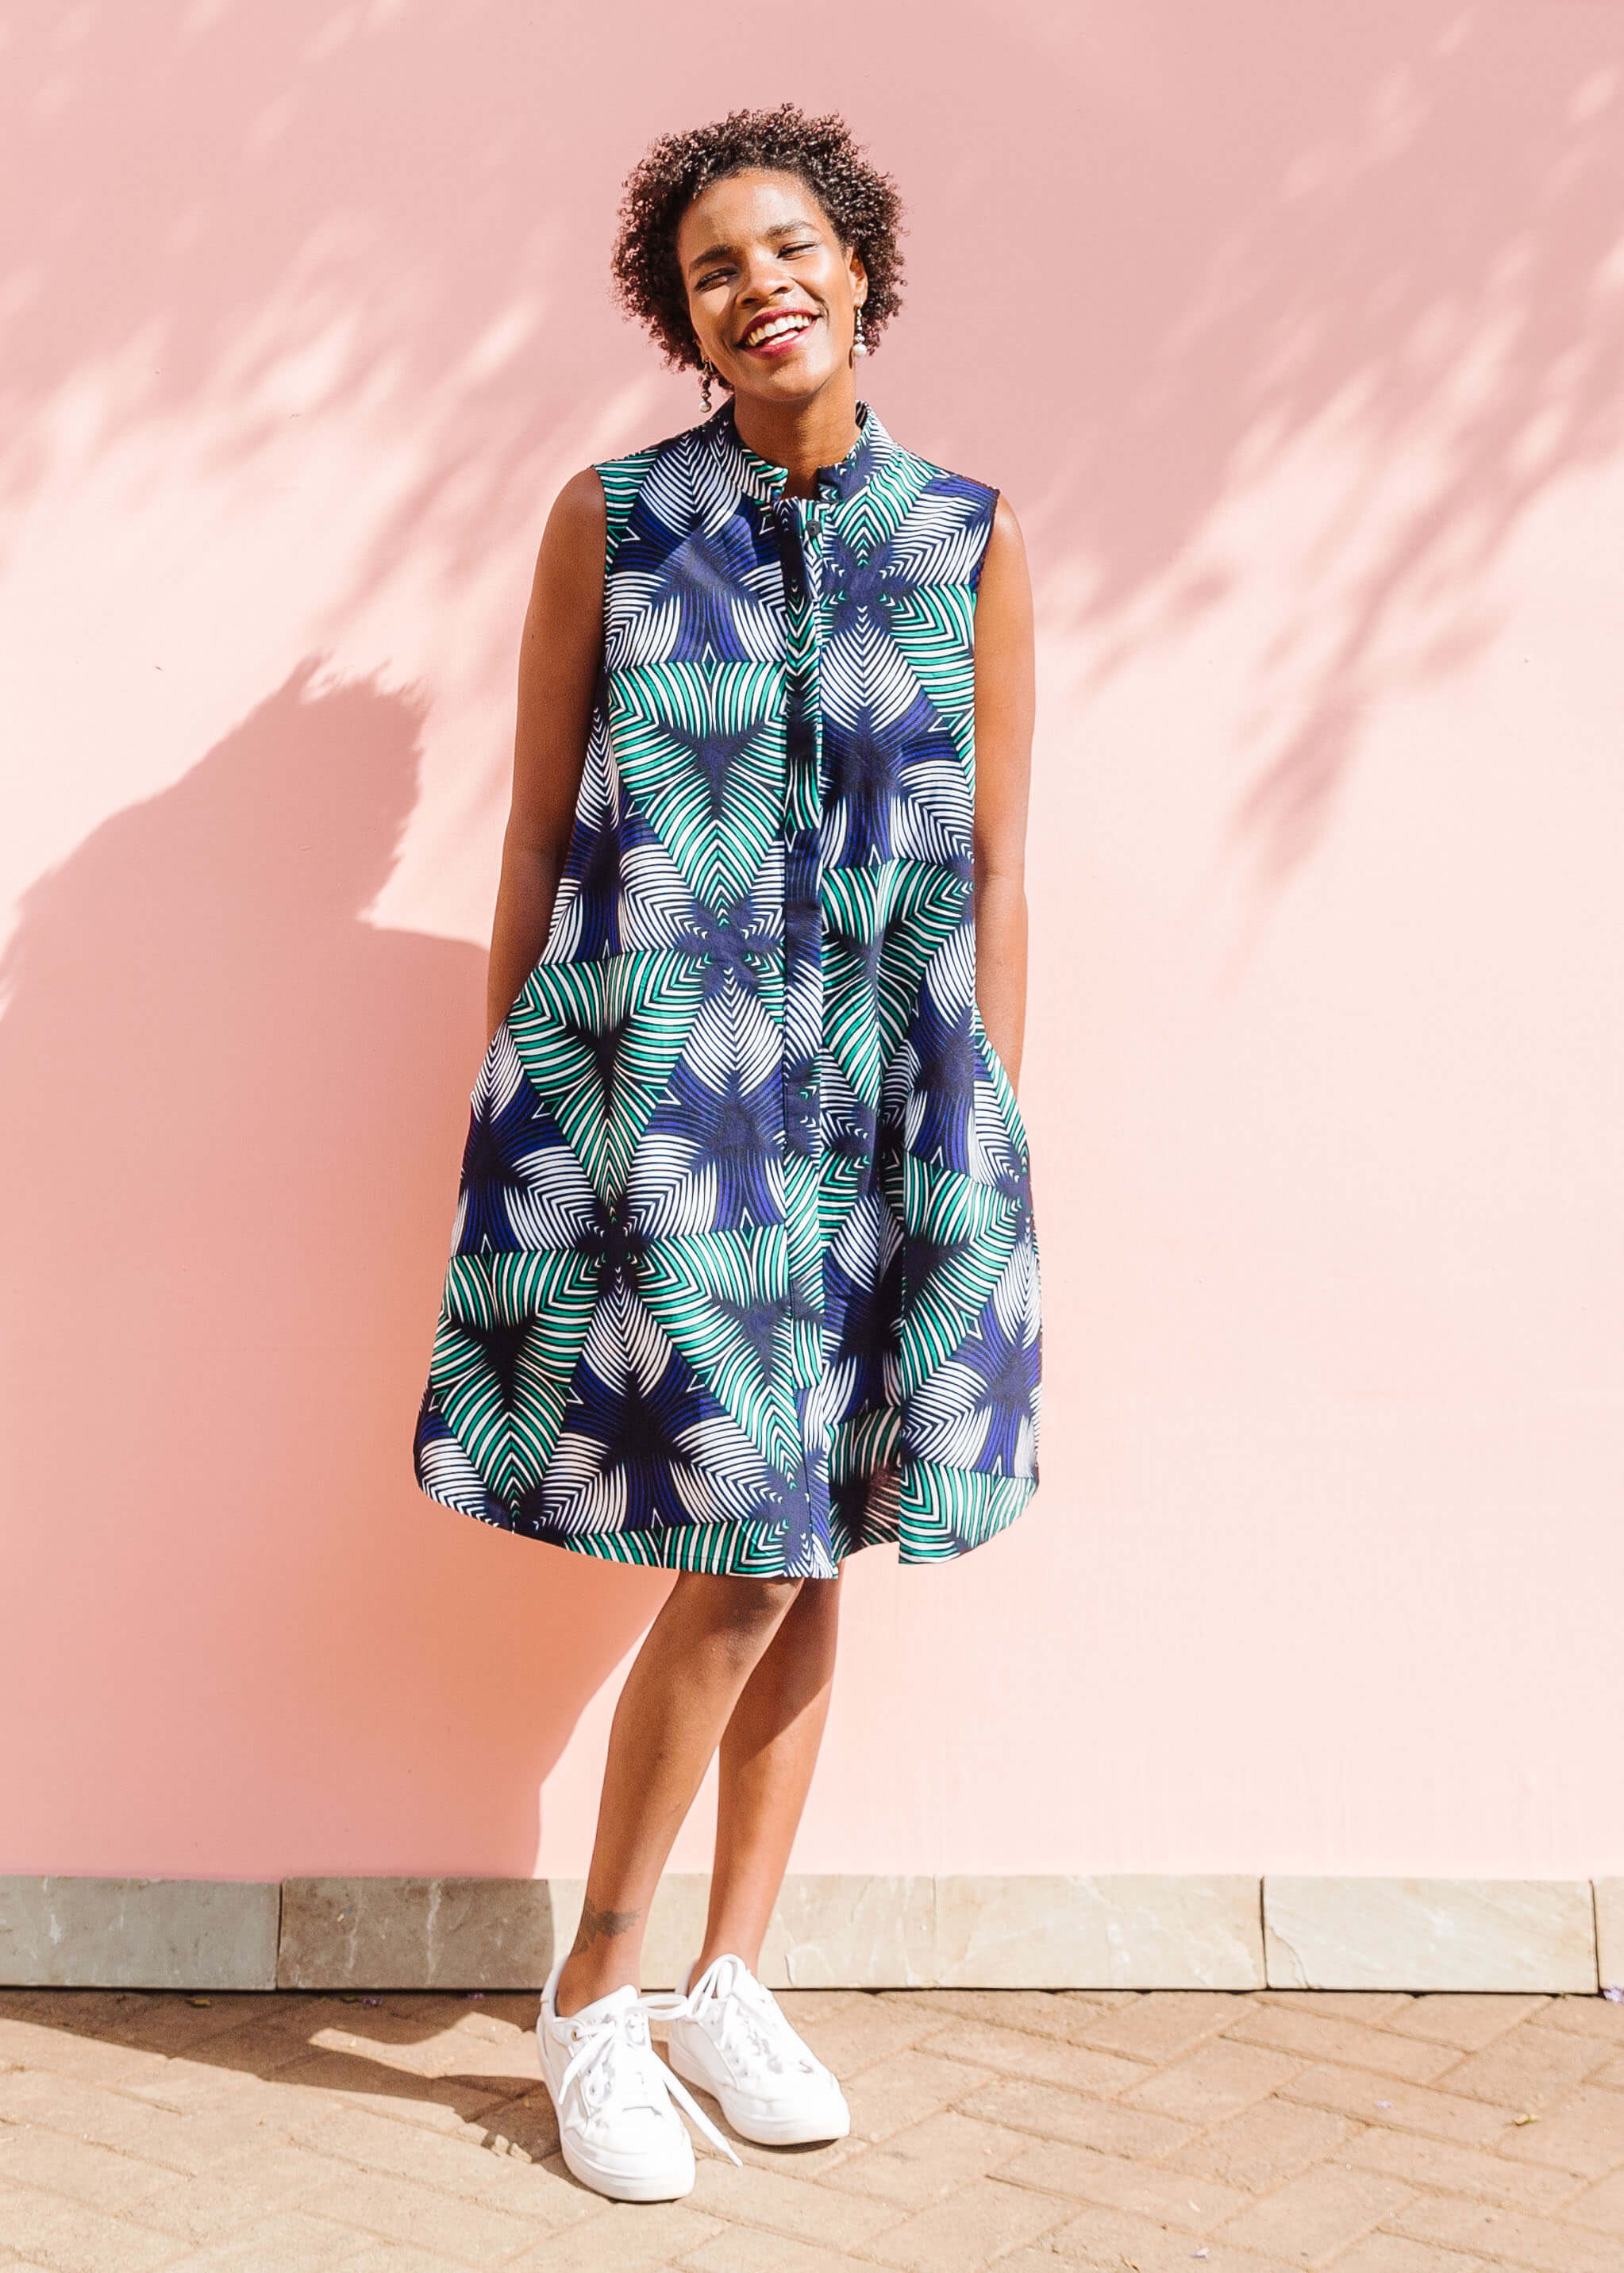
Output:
top-left (2, 1983), bottom-right (1622, 2270)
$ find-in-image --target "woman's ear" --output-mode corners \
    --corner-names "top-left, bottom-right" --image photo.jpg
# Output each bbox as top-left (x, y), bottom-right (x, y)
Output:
top-left (849, 247), bottom-right (869, 306)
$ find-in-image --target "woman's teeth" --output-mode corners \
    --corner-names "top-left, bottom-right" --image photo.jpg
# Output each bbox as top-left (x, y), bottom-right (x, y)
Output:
top-left (745, 313), bottom-right (813, 348)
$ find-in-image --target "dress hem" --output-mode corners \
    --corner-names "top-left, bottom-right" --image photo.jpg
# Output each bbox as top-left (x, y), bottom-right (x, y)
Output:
top-left (413, 1460), bottom-right (1037, 1574)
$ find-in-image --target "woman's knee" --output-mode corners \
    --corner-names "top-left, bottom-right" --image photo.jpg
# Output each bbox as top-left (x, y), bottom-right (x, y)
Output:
top-left (674, 1571), bottom-right (803, 1652)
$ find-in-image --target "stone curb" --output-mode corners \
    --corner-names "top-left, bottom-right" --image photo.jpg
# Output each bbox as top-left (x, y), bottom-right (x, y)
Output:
top-left (1, 1874), bottom-right (1614, 1993)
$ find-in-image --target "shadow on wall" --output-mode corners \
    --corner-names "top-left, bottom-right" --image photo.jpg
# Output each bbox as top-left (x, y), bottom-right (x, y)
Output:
top-left (4, 4), bottom-right (1622, 885)
top-left (975, 5), bottom-right (1624, 878)
top-left (0, 663), bottom-right (665, 1871)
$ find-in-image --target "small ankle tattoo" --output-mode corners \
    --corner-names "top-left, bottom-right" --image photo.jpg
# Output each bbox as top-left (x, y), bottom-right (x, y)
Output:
top-left (570, 1895), bottom-right (642, 1960)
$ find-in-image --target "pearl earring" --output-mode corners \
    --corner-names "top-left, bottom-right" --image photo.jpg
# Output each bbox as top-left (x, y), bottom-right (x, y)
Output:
top-left (852, 306), bottom-right (869, 358)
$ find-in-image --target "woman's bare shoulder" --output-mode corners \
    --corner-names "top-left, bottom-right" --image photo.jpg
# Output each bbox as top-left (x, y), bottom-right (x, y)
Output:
top-left (541, 467), bottom-right (606, 560)
top-left (976, 493), bottom-right (1032, 621)
top-left (982, 491), bottom-right (1028, 568)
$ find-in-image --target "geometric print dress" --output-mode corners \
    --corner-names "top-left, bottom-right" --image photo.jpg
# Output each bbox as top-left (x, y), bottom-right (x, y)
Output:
top-left (414, 399), bottom-right (1041, 1578)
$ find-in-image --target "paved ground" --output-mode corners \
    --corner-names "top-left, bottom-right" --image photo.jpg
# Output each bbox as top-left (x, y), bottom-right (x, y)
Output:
top-left (2, 1984), bottom-right (1623, 2271)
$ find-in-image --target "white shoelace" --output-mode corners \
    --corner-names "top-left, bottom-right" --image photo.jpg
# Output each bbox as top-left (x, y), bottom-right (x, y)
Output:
top-left (556, 1997), bottom-right (741, 2166)
top-left (649, 1955), bottom-right (820, 2083)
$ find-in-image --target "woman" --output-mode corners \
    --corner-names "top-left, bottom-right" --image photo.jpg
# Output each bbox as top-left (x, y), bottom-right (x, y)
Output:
top-left (414, 104), bottom-right (1042, 2202)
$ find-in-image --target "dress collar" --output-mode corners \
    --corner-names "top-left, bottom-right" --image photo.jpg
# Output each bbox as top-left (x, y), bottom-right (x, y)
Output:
top-left (707, 398), bottom-right (888, 508)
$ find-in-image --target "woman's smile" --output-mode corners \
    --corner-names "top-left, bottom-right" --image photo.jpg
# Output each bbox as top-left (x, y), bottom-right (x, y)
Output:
top-left (737, 306), bottom-right (820, 357)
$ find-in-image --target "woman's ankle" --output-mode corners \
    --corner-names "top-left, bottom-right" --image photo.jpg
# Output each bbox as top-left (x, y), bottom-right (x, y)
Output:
top-left (554, 1946), bottom-right (640, 2017)
top-left (691, 1933), bottom-right (763, 1983)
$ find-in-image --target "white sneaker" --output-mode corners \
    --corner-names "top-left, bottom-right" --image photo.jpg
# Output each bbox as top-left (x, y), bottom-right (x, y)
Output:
top-left (535, 1960), bottom-right (741, 2202)
top-left (656, 1953), bottom-right (852, 2147)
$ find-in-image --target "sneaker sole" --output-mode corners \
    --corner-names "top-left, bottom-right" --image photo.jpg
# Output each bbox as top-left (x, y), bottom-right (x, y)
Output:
top-left (557, 2134), bottom-right (696, 2201)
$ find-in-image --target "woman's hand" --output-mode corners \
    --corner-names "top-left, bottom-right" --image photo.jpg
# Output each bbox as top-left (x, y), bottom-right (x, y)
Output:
top-left (971, 494), bottom-right (1036, 1094)
top-left (484, 467), bottom-right (607, 1044)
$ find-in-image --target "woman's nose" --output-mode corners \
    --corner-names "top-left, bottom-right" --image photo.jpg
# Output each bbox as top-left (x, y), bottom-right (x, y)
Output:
top-left (737, 255), bottom-right (791, 303)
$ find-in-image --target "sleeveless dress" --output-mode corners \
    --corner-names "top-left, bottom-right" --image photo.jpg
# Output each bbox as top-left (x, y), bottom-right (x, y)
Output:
top-left (414, 400), bottom-right (1041, 1579)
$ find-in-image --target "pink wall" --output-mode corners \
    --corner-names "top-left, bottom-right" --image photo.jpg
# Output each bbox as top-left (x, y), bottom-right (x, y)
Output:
top-left (4, 2), bottom-right (1622, 1883)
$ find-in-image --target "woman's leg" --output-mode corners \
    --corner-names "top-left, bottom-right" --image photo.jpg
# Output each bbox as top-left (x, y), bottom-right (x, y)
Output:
top-left (695, 1567), bottom-right (844, 1977)
top-left (555, 1571), bottom-right (803, 2017)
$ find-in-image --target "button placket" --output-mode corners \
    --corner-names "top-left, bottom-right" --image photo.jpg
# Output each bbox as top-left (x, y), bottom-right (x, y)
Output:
top-left (775, 494), bottom-right (829, 1513)
top-left (782, 500), bottom-right (825, 1127)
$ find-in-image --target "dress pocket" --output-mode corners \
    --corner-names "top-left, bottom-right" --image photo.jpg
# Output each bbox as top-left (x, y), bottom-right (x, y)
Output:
top-left (471, 1016), bottom-right (508, 1098)
top-left (970, 1002), bottom-right (1031, 1167)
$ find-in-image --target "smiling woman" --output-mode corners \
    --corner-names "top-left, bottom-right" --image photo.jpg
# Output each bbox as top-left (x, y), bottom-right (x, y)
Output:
top-left (610, 103), bottom-right (905, 394)
top-left (410, 102), bottom-right (1042, 2203)
top-left (675, 167), bottom-right (872, 446)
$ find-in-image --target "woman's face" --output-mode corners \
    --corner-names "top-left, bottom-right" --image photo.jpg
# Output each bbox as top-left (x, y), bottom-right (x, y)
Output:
top-left (677, 168), bottom-right (868, 413)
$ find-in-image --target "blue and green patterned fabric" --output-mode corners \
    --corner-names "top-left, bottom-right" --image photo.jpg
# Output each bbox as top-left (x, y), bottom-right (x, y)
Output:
top-left (414, 400), bottom-right (1041, 1576)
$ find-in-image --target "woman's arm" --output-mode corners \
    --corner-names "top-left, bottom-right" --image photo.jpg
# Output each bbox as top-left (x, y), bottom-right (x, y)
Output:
top-left (484, 467), bottom-right (608, 1042)
top-left (971, 494), bottom-right (1036, 1094)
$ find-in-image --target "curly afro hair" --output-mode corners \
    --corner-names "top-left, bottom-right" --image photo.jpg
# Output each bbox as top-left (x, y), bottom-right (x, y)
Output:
top-left (610, 104), bottom-right (905, 376)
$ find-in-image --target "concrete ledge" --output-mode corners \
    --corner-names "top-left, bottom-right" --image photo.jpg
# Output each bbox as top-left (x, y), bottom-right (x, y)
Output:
top-left (934, 1875), bottom-right (1264, 1990)
top-left (1, 1875), bottom-right (1615, 1991)
top-left (278, 1877), bottom-right (567, 1990)
top-left (764, 1874), bottom-right (939, 1988)
top-left (275, 1874), bottom-right (1260, 1991)
top-left (0, 1877), bottom-right (279, 1990)
top-left (1263, 1876), bottom-right (1599, 1993)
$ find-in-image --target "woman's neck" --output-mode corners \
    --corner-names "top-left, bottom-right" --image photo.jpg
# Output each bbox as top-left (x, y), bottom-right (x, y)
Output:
top-left (730, 375), bottom-right (862, 498)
